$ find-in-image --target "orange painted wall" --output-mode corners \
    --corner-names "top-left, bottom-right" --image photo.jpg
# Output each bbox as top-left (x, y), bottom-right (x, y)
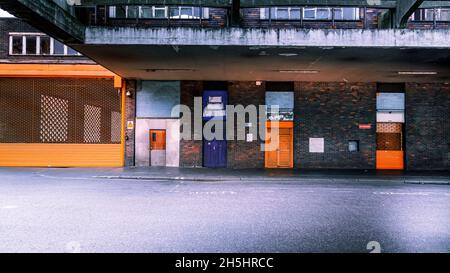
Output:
top-left (0, 64), bottom-right (116, 78)
top-left (376, 151), bottom-right (404, 170)
top-left (0, 144), bottom-right (122, 167)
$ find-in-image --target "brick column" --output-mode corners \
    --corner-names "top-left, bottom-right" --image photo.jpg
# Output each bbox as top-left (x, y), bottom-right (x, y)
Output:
top-left (124, 80), bottom-right (136, 167)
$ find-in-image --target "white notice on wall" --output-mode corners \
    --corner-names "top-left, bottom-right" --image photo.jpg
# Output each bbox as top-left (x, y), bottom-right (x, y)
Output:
top-left (309, 138), bottom-right (324, 153)
top-left (246, 133), bottom-right (254, 142)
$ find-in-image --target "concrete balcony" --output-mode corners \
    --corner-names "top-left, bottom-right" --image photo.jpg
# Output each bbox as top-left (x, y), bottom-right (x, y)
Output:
top-left (85, 27), bottom-right (450, 48)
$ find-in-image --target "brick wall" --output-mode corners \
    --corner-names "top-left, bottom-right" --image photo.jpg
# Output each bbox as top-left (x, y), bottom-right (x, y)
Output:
top-left (179, 81), bottom-right (378, 169)
top-left (180, 81), bottom-right (203, 167)
top-left (227, 81), bottom-right (265, 169)
top-left (405, 83), bottom-right (450, 170)
top-left (294, 82), bottom-right (377, 169)
top-left (124, 80), bottom-right (137, 166)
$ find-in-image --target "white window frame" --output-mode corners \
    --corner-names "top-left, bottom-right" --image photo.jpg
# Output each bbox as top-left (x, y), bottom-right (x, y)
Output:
top-left (170, 6), bottom-right (206, 19)
top-left (152, 6), bottom-right (168, 18)
top-left (108, 5), bottom-right (209, 20)
top-left (9, 33), bottom-right (81, 56)
top-left (109, 6), bottom-right (116, 18)
top-left (411, 8), bottom-right (450, 21)
top-left (260, 7), bottom-right (360, 21)
top-left (333, 7), bottom-right (360, 20)
top-left (302, 8), bottom-right (317, 20)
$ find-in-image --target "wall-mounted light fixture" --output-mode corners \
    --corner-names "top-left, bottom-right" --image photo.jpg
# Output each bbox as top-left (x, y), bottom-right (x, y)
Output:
top-left (126, 90), bottom-right (132, 98)
top-left (256, 81), bottom-right (263, 86)
top-left (398, 71), bottom-right (437, 75)
top-left (277, 70), bottom-right (319, 74)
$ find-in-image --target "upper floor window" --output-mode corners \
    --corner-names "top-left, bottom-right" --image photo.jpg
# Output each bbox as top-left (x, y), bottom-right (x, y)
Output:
top-left (412, 8), bottom-right (450, 21)
top-left (9, 33), bottom-right (81, 56)
top-left (260, 7), bottom-right (360, 21)
top-left (108, 6), bottom-right (209, 19)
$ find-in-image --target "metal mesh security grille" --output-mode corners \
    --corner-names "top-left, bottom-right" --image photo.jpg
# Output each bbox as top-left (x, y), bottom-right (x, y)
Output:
top-left (377, 133), bottom-right (402, 150)
top-left (111, 111), bottom-right (121, 143)
top-left (0, 78), bottom-right (120, 144)
top-left (376, 122), bottom-right (403, 151)
top-left (40, 95), bottom-right (69, 143)
top-left (376, 123), bottom-right (402, 133)
top-left (83, 105), bottom-right (102, 143)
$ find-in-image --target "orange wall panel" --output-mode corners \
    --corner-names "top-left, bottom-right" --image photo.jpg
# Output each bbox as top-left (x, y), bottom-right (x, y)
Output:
top-left (0, 144), bottom-right (122, 167)
top-left (376, 150), bottom-right (404, 170)
top-left (0, 64), bottom-right (117, 78)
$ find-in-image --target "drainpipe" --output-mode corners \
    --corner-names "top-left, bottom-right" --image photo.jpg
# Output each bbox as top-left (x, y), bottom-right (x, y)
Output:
top-left (231, 0), bottom-right (240, 26)
top-left (300, 7), bottom-right (303, 27)
top-left (364, 6), bottom-right (368, 29)
top-left (332, 7), bottom-right (335, 28)
top-left (268, 7), bottom-right (272, 27)
top-left (433, 7), bottom-right (437, 29)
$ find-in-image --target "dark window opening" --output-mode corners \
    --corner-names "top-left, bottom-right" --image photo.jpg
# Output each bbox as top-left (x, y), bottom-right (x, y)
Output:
top-left (12, 36), bottom-right (22, 54)
top-left (203, 81), bottom-right (228, 91)
top-left (26, 36), bottom-right (36, 55)
top-left (377, 83), bottom-right (405, 93)
top-left (40, 36), bottom-right (51, 55)
top-left (266, 81), bottom-right (294, 91)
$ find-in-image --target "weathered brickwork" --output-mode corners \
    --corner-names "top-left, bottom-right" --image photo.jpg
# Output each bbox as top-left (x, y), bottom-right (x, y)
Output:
top-left (180, 81), bottom-right (203, 167)
top-left (405, 83), bottom-right (450, 170)
top-left (294, 82), bottom-right (377, 169)
top-left (227, 81), bottom-right (265, 169)
top-left (124, 80), bottom-right (137, 166)
top-left (179, 81), bottom-right (380, 169)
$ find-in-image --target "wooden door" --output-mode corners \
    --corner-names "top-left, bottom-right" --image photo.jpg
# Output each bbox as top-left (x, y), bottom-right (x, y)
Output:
top-left (265, 122), bottom-right (293, 168)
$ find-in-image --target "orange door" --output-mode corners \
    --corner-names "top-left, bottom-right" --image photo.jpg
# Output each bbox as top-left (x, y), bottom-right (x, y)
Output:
top-left (265, 122), bottom-right (293, 168)
top-left (376, 123), bottom-right (404, 170)
top-left (150, 130), bottom-right (166, 150)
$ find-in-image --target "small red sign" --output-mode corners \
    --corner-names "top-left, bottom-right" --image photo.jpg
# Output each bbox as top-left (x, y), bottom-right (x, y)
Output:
top-left (359, 124), bottom-right (372, 129)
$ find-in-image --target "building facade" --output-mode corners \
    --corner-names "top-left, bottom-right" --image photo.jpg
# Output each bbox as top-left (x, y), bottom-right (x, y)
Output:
top-left (0, 1), bottom-right (449, 171)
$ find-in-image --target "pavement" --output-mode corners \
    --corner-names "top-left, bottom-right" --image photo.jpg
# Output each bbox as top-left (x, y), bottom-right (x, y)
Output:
top-left (0, 167), bottom-right (449, 253)
top-left (12, 166), bottom-right (450, 184)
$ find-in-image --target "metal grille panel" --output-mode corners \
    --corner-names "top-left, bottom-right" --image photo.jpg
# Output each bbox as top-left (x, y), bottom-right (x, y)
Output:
top-left (40, 95), bottom-right (69, 143)
top-left (376, 122), bottom-right (402, 133)
top-left (0, 78), bottom-right (120, 144)
top-left (84, 105), bottom-right (101, 143)
top-left (377, 133), bottom-right (402, 151)
top-left (111, 111), bottom-right (121, 143)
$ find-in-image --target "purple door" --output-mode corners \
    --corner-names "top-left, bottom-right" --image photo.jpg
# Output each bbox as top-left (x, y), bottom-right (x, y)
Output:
top-left (203, 139), bottom-right (227, 168)
top-left (203, 90), bottom-right (227, 168)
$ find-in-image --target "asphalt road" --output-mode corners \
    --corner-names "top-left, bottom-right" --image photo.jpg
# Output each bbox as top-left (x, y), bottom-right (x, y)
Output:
top-left (0, 168), bottom-right (449, 253)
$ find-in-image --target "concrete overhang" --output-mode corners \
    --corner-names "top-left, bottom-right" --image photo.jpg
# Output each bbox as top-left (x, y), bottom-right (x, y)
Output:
top-left (74, 27), bottom-right (450, 82)
top-left (85, 27), bottom-right (450, 48)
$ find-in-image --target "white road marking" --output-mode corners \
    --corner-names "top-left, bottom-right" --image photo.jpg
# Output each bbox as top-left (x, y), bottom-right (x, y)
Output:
top-left (374, 192), bottom-right (430, 196)
top-left (1, 205), bottom-right (18, 209)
